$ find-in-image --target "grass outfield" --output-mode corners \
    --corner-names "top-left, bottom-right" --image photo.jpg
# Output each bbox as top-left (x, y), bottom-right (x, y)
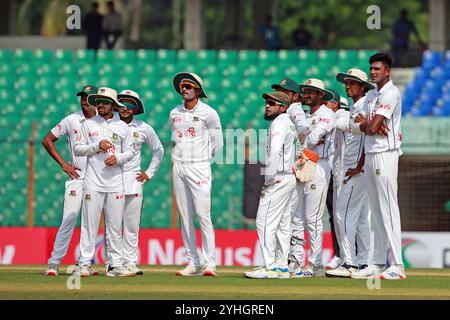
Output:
top-left (0, 265), bottom-right (449, 300)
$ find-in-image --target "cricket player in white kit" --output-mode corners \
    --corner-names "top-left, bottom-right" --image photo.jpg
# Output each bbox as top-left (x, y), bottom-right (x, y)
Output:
top-left (290, 79), bottom-right (336, 277)
top-left (43, 85), bottom-right (98, 276)
top-left (116, 89), bottom-right (164, 275)
top-left (170, 72), bottom-right (223, 277)
top-left (74, 87), bottom-right (136, 277)
top-left (270, 79), bottom-right (313, 273)
top-left (245, 91), bottom-right (297, 279)
top-left (350, 53), bottom-right (406, 280)
top-left (326, 69), bottom-right (375, 278)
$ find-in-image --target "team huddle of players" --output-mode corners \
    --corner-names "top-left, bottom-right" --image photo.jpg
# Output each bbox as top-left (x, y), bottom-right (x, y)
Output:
top-left (44, 51), bottom-right (405, 280)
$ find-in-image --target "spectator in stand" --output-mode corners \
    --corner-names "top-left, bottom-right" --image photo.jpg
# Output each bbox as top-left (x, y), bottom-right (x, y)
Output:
top-left (83, 2), bottom-right (103, 52)
top-left (391, 9), bottom-right (426, 67)
top-left (292, 19), bottom-right (313, 49)
top-left (103, 0), bottom-right (124, 50)
top-left (260, 15), bottom-right (281, 50)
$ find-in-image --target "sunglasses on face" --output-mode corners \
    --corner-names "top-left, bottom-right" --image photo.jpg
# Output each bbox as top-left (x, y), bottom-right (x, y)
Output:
top-left (179, 83), bottom-right (197, 91)
top-left (266, 100), bottom-right (282, 107)
top-left (121, 102), bottom-right (137, 110)
top-left (95, 98), bottom-right (113, 105)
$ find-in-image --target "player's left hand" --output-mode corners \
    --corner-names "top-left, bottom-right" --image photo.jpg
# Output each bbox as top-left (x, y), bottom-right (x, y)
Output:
top-left (377, 123), bottom-right (390, 136)
top-left (345, 166), bottom-right (364, 183)
top-left (104, 155), bottom-right (118, 166)
top-left (136, 171), bottom-right (150, 183)
top-left (355, 113), bottom-right (366, 124)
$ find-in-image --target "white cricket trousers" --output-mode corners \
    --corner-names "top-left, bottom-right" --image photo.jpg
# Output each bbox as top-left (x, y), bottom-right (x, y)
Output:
top-left (291, 159), bottom-right (329, 267)
top-left (365, 149), bottom-right (403, 266)
top-left (173, 161), bottom-right (216, 268)
top-left (48, 180), bottom-right (83, 265)
top-left (334, 167), bottom-right (371, 267)
top-left (78, 190), bottom-right (125, 268)
top-left (256, 174), bottom-right (297, 270)
top-left (122, 189), bottom-right (143, 266)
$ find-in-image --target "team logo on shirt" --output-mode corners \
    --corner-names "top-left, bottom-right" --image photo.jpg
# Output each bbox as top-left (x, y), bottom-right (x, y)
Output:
top-left (310, 184), bottom-right (316, 190)
top-left (85, 194), bottom-right (91, 200)
top-left (193, 116), bottom-right (200, 122)
top-left (115, 194), bottom-right (125, 200)
top-left (69, 190), bottom-right (76, 196)
top-left (112, 133), bottom-right (119, 142)
top-left (133, 132), bottom-right (139, 139)
top-left (376, 169), bottom-right (381, 175)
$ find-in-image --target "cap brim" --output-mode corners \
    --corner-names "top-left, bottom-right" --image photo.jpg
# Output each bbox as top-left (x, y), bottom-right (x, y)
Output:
top-left (87, 94), bottom-right (125, 109)
top-left (173, 72), bottom-right (207, 98)
top-left (76, 91), bottom-right (88, 97)
top-left (336, 73), bottom-right (376, 90)
top-left (262, 93), bottom-right (288, 106)
top-left (299, 85), bottom-right (334, 102)
top-left (118, 94), bottom-right (145, 115)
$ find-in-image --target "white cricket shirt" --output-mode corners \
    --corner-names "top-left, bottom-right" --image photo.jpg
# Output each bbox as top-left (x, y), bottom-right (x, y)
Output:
top-left (51, 110), bottom-right (89, 180)
top-left (170, 100), bottom-right (223, 163)
top-left (73, 113), bottom-right (135, 192)
top-left (306, 105), bottom-right (336, 160)
top-left (264, 113), bottom-right (296, 184)
top-left (122, 118), bottom-right (164, 195)
top-left (287, 102), bottom-right (310, 155)
top-left (363, 80), bottom-right (402, 154)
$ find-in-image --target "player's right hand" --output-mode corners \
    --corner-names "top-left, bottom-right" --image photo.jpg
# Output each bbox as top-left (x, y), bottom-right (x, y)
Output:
top-left (61, 162), bottom-right (81, 179)
top-left (99, 139), bottom-right (114, 151)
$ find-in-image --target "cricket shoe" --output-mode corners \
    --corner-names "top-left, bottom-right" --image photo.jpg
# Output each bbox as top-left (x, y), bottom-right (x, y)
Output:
top-left (326, 256), bottom-right (342, 270)
top-left (288, 259), bottom-right (303, 275)
top-left (244, 267), bottom-right (278, 279)
top-left (45, 264), bottom-right (58, 276)
top-left (203, 266), bottom-right (217, 276)
top-left (326, 263), bottom-right (358, 278)
top-left (106, 265), bottom-right (136, 277)
top-left (277, 268), bottom-right (290, 279)
top-left (293, 264), bottom-right (325, 278)
top-left (350, 265), bottom-right (381, 280)
top-left (126, 264), bottom-right (144, 276)
top-left (176, 265), bottom-right (202, 276)
top-left (379, 266), bottom-right (406, 280)
top-left (78, 265), bottom-right (91, 277)
top-left (90, 267), bottom-right (99, 276)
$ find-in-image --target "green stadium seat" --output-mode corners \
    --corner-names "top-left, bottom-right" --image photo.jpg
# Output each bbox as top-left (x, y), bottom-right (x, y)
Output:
top-left (14, 49), bottom-right (33, 63)
top-left (278, 50), bottom-right (298, 64)
top-left (337, 49), bottom-right (358, 64)
top-left (33, 49), bottom-right (53, 63)
top-left (298, 50), bottom-right (317, 64)
top-left (53, 49), bottom-right (73, 63)
top-left (156, 49), bottom-right (176, 64)
top-left (238, 50), bottom-right (257, 65)
top-left (357, 49), bottom-right (377, 65)
top-left (177, 49), bottom-right (197, 64)
top-left (136, 49), bottom-right (155, 64)
top-left (0, 49), bottom-right (13, 62)
top-left (217, 50), bottom-right (237, 65)
top-left (257, 50), bottom-right (278, 65)
top-left (96, 49), bottom-right (115, 63)
top-left (318, 50), bottom-right (337, 64)
top-left (116, 49), bottom-right (136, 63)
top-left (75, 49), bottom-right (95, 63)
top-left (197, 50), bottom-right (216, 63)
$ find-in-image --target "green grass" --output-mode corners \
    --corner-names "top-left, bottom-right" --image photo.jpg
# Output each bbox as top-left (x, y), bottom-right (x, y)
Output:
top-left (0, 265), bottom-right (449, 300)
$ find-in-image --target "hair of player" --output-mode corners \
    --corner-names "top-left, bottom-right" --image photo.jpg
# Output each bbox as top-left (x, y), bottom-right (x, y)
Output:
top-left (369, 52), bottom-right (393, 69)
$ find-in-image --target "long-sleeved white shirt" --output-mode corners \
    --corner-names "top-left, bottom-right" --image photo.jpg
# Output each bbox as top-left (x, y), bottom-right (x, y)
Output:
top-left (264, 113), bottom-right (296, 184)
top-left (306, 105), bottom-right (336, 160)
top-left (74, 113), bottom-right (135, 192)
top-left (287, 102), bottom-right (310, 156)
top-left (170, 100), bottom-right (223, 163)
top-left (363, 80), bottom-right (402, 154)
top-left (122, 118), bottom-right (164, 195)
top-left (50, 110), bottom-right (89, 180)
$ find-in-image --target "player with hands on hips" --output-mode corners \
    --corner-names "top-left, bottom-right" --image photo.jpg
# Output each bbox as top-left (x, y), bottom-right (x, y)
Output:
top-left (74, 87), bottom-right (136, 277)
top-left (170, 72), bottom-right (223, 277)
top-left (245, 91), bottom-right (297, 279)
top-left (43, 85), bottom-right (99, 276)
top-left (115, 89), bottom-right (164, 276)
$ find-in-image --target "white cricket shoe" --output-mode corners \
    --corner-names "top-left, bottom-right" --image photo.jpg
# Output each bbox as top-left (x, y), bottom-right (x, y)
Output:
top-left (326, 264), bottom-right (358, 278)
top-left (292, 263), bottom-right (325, 278)
top-left (277, 268), bottom-right (290, 279)
top-left (126, 264), bottom-right (144, 276)
top-left (350, 265), bottom-right (381, 279)
top-left (106, 265), bottom-right (136, 277)
top-left (45, 264), bottom-right (58, 276)
top-left (203, 266), bottom-right (217, 276)
top-left (326, 256), bottom-right (342, 270)
top-left (288, 260), bottom-right (303, 275)
top-left (79, 265), bottom-right (91, 277)
top-left (175, 265), bottom-right (202, 276)
top-left (244, 267), bottom-right (278, 279)
top-left (379, 265), bottom-right (406, 280)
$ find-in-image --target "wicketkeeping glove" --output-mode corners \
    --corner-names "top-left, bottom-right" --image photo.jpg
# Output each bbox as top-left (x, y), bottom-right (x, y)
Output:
top-left (293, 148), bottom-right (319, 183)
